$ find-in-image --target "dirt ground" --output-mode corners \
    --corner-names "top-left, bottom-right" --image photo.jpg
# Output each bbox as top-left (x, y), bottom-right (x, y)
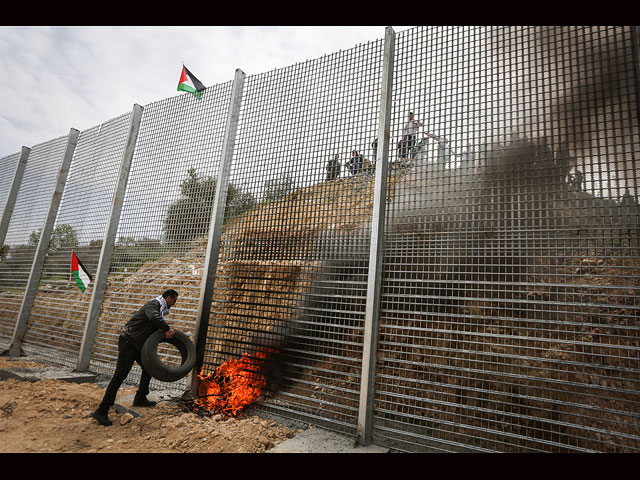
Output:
top-left (0, 357), bottom-right (298, 453)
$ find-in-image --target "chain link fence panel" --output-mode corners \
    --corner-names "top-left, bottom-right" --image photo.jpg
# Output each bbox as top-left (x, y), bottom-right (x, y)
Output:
top-left (0, 151), bottom-right (20, 219)
top-left (0, 136), bottom-right (68, 349)
top-left (198, 38), bottom-right (387, 433)
top-left (18, 113), bottom-right (133, 367)
top-left (89, 83), bottom-right (233, 393)
top-left (372, 25), bottom-right (640, 452)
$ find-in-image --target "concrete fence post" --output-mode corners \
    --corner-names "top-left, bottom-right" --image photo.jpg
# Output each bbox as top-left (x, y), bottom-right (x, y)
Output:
top-left (356, 26), bottom-right (395, 446)
top-left (76, 104), bottom-right (144, 372)
top-left (8, 129), bottom-right (80, 356)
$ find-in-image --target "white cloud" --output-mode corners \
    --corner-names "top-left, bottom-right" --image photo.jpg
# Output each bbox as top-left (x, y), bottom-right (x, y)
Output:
top-left (0, 26), bottom-right (412, 158)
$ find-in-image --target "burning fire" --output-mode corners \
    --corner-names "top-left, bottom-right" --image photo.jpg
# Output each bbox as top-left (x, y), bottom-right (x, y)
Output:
top-left (195, 347), bottom-right (278, 417)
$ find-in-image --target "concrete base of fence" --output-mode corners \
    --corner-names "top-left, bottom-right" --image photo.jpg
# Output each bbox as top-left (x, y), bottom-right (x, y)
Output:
top-left (268, 426), bottom-right (389, 453)
top-left (0, 362), bottom-right (97, 384)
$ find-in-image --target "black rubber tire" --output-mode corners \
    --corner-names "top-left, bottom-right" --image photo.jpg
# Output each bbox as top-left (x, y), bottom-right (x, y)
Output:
top-left (141, 329), bottom-right (196, 382)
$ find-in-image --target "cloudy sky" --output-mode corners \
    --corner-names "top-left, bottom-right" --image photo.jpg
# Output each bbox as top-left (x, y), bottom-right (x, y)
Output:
top-left (0, 26), bottom-right (413, 158)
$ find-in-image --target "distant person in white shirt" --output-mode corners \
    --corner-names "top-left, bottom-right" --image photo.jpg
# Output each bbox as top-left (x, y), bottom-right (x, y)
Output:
top-left (400, 112), bottom-right (423, 159)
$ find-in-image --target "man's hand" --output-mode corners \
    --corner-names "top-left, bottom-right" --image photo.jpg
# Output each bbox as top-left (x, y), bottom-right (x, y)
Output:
top-left (165, 328), bottom-right (175, 339)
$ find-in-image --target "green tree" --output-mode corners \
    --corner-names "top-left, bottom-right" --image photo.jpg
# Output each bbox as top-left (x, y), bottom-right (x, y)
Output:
top-left (163, 168), bottom-right (256, 244)
top-left (28, 224), bottom-right (79, 250)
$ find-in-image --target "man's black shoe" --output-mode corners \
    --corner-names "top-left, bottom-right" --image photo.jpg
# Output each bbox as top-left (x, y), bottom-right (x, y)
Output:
top-left (133, 396), bottom-right (157, 407)
top-left (91, 409), bottom-right (112, 426)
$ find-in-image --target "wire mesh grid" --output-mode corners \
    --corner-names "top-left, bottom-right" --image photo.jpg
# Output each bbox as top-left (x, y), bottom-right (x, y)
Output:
top-left (0, 136), bottom-right (68, 349)
top-left (19, 113), bottom-right (133, 367)
top-left (0, 151), bottom-right (20, 217)
top-left (199, 38), bottom-right (385, 431)
top-left (373, 26), bottom-right (640, 452)
top-left (0, 26), bottom-right (637, 453)
top-left (89, 84), bottom-right (233, 392)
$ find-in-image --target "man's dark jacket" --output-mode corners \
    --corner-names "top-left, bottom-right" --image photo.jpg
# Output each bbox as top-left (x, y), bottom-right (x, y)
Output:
top-left (121, 299), bottom-right (171, 350)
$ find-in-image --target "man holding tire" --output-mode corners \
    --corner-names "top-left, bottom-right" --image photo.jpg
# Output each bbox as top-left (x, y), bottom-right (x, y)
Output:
top-left (91, 289), bottom-right (178, 427)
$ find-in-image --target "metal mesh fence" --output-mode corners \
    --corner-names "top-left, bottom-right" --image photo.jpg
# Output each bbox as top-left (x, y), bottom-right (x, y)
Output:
top-left (1, 26), bottom-right (638, 453)
top-left (89, 83), bottom-right (233, 392)
top-left (19, 113), bottom-right (133, 366)
top-left (0, 152), bottom-right (20, 218)
top-left (372, 26), bottom-right (640, 452)
top-left (0, 136), bottom-right (68, 348)
top-left (200, 38), bottom-right (386, 432)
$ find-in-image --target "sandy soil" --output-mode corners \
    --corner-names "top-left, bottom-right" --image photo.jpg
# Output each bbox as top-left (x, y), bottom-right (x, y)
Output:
top-left (0, 357), bottom-right (298, 453)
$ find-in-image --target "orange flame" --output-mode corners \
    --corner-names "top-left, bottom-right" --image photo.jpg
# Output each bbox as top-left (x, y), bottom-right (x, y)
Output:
top-left (195, 347), bottom-right (277, 417)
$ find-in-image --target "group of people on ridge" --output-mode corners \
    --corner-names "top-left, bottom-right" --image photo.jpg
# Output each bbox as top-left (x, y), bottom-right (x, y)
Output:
top-left (325, 111), bottom-right (427, 181)
top-left (325, 151), bottom-right (372, 180)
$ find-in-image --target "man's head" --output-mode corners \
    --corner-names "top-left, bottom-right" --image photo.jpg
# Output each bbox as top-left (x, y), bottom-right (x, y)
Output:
top-left (409, 111), bottom-right (414, 120)
top-left (162, 289), bottom-right (179, 308)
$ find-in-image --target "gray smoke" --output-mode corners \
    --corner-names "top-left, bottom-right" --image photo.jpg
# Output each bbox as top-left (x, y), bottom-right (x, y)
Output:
top-left (250, 26), bottom-right (640, 394)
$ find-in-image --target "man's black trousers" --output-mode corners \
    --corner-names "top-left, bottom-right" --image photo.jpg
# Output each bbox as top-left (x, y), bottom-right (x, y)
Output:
top-left (98, 334), bottom-right (152, 411)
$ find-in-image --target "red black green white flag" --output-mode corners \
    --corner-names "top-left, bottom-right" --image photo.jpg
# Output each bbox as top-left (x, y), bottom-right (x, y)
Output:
top-left (177, 65), bottom-right (206, 99)
top-left (71, 251), bottom-right (93, 293)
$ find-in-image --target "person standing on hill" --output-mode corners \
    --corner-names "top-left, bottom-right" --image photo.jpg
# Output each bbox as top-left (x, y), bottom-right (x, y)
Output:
top-left (348, 150), bottom-right (364, 175)
top-left (326, 153), bottom-right (341, 181)
top-left (91, 289), bottom-right (178, 427)
top-left (400, 111), bottom-right (424, 159)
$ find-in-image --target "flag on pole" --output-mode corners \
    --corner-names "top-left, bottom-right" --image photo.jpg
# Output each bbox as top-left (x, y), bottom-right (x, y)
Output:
top-left (177, 65), bottom-right (206, 99)
top-left (71, 251), bottom-right (93, 293)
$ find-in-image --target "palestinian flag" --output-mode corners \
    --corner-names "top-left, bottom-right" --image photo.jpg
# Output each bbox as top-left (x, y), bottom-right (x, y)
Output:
top-left (71, 251), bottom-right (93, 293)
top-left (177, 65), bottom-right (206, 99)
